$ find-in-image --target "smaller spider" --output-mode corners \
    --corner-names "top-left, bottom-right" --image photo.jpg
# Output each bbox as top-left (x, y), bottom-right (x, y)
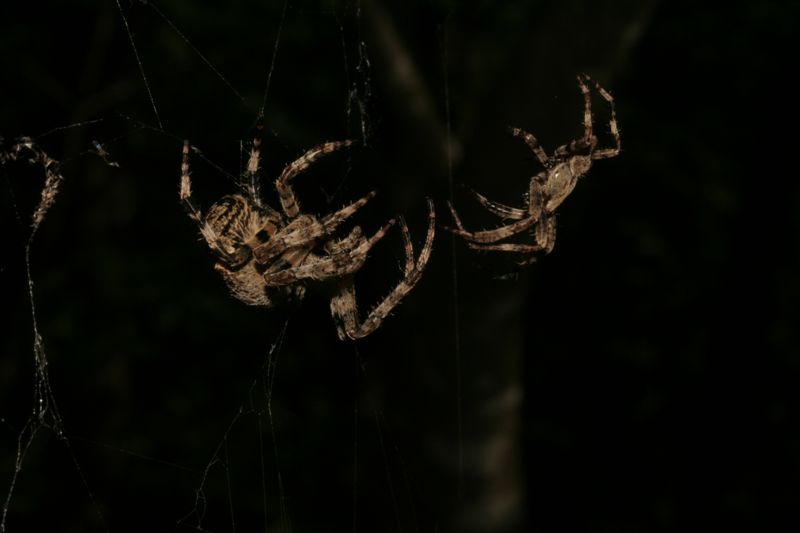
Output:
top-left (447, 74), bottom-right (620, 262)
top-left (180, 131), bottom-right (435, 340)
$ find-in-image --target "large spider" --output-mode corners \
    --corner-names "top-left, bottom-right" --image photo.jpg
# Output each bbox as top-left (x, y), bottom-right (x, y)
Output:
top-left (180, 132), bottom-right (435, 340)
top-left (447, 74), bottom-right (620, 261)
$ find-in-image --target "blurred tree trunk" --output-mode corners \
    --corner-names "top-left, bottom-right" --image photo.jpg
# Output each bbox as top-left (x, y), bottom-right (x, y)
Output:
top-left (364, 1), bottom-right (658, 530)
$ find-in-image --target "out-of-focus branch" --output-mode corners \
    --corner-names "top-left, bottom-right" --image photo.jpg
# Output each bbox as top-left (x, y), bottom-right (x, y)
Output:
top-left (362, 0), bottom-right (461, 173)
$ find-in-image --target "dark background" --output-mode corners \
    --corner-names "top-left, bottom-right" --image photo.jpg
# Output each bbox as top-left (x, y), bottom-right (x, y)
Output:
top-left (1, 1), bottom-right (798, 532)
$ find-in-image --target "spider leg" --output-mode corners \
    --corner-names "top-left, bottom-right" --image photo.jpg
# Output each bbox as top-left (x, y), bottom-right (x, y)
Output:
top-left (533, 214), bottom-right (556, 254)
top-left (467, 213), bottom-right (556, 255)
top-left (509, 127), bottom-right (550, 168)
top-left (528, 175), bottom-right (546, 221)
top-left (261, 219), bottom-right (395, 286)
top-left (180, 140), bottom-right (203, 225)
top-left (329, 199), bottom-right (435, 340)
top-left (275, 140), bottom-right (353, 218)
top-left (397, 216), bottom-right (416, 275)
top-left (467, 242), bottom-right (545, 253)
top-left (324, 226), bottom-right (363, 255)
top-left (584, 76), bottom-right (621, 160)
top-left (576, 74), bottom-right (594, 145)
top-left (592, 147), bottom-right (619, 159)
top-left (552, 143), bottom-right (572, 158)
top-left (446, 201), bottom-right (539, 244)
top-left (445, 200), bottom-right (468, 233)
top-left (242, 123), bottom-right (264, 206)
top-left (465, 186), bottom-right (528, 220)
top-left (320, 190), bottom-right (377, 233)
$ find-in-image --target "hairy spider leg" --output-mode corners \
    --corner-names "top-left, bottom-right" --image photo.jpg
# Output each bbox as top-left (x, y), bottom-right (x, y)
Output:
top-left (324, 226), bottom-right (363, 255)
top-left (466, 186), bottom-right (528, 220)
top-left (551, 75), bottom-right (599, 158)
top-left (320, 190), bottom-right (377, 231)
top-left (509, 127), bottom-right (550, 168)
top-left (446, 201), bottom-right (539, 244)
top-left (397, 216), bottom-right (416, 275)
top-left (242, 124), bottom-right (264, 206)
top-left (329, 199), bottom-right (435, 340)
top-left (467, 214), bottom-right (556, 255)
top-left (180, 140), bottom-right (203, 224)
top-left (577, 74), bottom-right (595, 145)
top-left (582, 75), bottom-right (621, 159)
top-left (275, 140), bottom-right (353, 218)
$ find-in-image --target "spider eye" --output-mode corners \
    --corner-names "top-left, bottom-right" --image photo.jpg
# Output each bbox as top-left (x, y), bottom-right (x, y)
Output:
top-left (256, 229), bottom-right (270, 242)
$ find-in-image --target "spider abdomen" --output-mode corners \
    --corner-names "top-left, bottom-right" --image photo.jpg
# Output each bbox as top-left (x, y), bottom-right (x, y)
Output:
top-left (214, 260), bottom-right (274, 306)
top-left (543, 161), bottom-right (579, 212)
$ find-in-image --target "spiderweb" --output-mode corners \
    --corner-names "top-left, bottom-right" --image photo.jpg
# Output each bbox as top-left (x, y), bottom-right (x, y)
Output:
top-left (0, 138), bottom-right (99, 532)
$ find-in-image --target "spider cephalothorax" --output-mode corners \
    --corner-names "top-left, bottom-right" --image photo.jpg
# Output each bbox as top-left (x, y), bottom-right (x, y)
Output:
top-left (180, 134), bottom-right (435, 340)
top-left (447, 74), bottom-right (620, 262)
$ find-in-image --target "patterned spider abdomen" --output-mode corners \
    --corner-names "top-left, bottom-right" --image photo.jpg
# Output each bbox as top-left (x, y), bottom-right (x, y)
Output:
top-left (202, 194), bottom-right (261, 269)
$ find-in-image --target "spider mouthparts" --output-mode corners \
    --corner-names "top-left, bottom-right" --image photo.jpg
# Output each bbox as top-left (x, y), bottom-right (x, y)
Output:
top-left (217, 245), bottom-right (253, 271)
